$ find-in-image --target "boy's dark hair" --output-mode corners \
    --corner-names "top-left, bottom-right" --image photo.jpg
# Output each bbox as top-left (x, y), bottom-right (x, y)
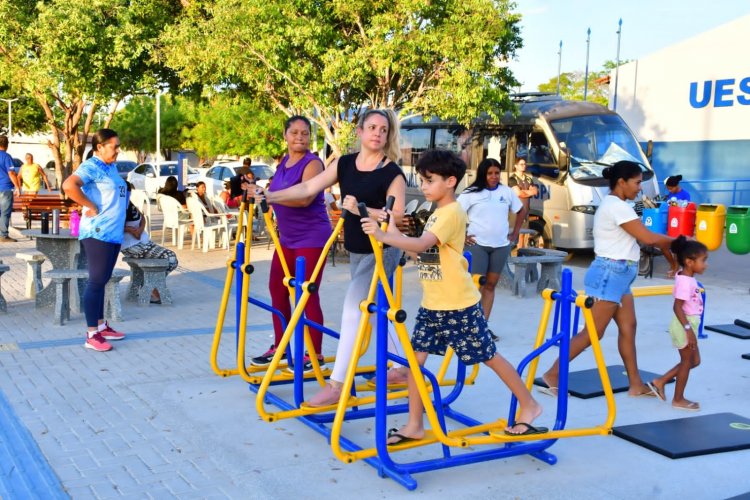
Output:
top-left (0, 135), bottom-right (8, 149)
top-left (670, 235), bottom-right (708, 267)
top-left (242, 157), bottom-right (251, 167)
top-left (415, 149), bottom-right (466, 186)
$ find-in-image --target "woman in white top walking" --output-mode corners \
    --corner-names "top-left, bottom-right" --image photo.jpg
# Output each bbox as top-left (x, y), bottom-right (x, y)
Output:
top-left (457, 158), bottom-right (527, 340)
top-left (541, 160), bottom-right (677, 397)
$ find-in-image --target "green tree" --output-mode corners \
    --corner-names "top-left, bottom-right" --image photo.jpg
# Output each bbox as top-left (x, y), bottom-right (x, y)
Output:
top-left (114, 95), bottom-right (196, 163)
top-left (0, 0), bottom-right (182, 185)
top-left (0, 85), bottom-right (47, 135)
top-left (184, 95), bottom-right (287, 160)
top-left (162, 0), bottom-right (522, 158)
top-left (538, 60), bottom-right (630, 107)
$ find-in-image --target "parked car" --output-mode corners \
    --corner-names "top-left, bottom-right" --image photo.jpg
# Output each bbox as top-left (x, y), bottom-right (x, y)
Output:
top-left (200, 162), bottom-right (275, 198)
top-left (114, 160), bottom-right (138, 180)
top-left (127, 161), bottom-right (201, 199)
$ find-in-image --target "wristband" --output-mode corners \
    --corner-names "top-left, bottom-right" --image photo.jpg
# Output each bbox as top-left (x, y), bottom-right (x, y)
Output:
top-left (683, 323), bottom-right (692, 330)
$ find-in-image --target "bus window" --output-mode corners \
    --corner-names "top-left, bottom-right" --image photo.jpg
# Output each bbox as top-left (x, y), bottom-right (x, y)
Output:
top-left (528, 132), bottom-right (554, 164)
top-left (400, 128), bottom-right (431, 168)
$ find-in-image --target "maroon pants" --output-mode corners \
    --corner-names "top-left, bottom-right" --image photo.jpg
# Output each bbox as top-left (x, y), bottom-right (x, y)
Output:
top-left (269, 246), bottom-right (327, 353)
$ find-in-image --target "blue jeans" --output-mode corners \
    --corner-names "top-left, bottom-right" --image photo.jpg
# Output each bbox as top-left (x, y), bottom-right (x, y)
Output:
top-left (0, 190), bottom-right (13, 238)
top-left (584, 256), bottom-right (638, 304)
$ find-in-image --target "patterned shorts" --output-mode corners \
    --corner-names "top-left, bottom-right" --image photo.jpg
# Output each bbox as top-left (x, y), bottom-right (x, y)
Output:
top-left (411, 303), bottom-right (497, 365)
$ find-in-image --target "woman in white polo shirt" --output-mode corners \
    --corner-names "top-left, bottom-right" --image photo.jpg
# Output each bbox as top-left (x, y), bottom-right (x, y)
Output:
top-left (541, 160), bottom-right (677, 397)
top-left (458, 158), bottom-right (527, 341)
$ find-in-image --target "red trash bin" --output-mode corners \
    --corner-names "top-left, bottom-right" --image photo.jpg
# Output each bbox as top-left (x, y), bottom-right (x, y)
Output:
top-left (667, 202), bottom-right (697, 237)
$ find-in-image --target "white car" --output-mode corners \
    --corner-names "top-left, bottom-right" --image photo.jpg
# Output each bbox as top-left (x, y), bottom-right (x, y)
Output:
top-left (201, 162), bottom-right (275, 198)
top-left (127, 162), bottom-right (201, 199)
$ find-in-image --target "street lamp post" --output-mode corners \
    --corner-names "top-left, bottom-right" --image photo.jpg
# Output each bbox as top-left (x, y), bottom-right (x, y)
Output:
top-left (556, 40), bottom-right (563, 96)
top-left (613, 18), bottom-right (623, 111)
top-left (155, 90), bottom-right (161, 163)
top-left (584, 28), bottom-right (591, 102)
top-left (0, 97), bottom-right (19, 145)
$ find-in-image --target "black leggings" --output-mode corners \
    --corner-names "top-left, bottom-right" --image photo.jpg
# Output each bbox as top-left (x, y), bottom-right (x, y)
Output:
top-left (81, 238), bottom-right (121, 328)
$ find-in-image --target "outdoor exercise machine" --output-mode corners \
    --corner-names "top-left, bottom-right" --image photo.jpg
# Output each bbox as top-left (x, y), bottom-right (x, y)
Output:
top-left (252, 199), bottom-right (619, 489)
top-left (209, 193), bottom-right (340, 383)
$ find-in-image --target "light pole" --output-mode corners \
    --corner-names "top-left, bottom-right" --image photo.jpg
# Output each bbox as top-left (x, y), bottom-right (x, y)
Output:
top-left (613, 18), bottom-right (623, 111)
top-left (556, 40), bottom-right (563, 95)
top-left (584, 28), bottom-right (591, 102)
top-left (155, 90), bottom-right (161, 163)
top-left (0, 97), bottom-right (19, 144)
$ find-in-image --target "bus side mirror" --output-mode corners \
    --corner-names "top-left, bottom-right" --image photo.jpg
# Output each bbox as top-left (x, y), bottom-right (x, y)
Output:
top-left (558, 142), bottom-right (570, 169)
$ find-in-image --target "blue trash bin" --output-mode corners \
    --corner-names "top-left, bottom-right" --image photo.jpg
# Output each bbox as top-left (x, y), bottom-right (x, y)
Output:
top-left (642, 203), bottom-right (668, 234)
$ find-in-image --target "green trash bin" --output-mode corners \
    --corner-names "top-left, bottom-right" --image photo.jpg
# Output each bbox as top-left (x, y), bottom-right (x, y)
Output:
top-left (725, 206), bottom-right (750, 255)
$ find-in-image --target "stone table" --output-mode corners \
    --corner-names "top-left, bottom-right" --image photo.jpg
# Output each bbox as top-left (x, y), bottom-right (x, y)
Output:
top-left (21, 229), bottom-right (86, 312)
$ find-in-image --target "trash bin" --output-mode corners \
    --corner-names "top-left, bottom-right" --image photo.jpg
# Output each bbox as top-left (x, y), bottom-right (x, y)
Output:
top-left (642, 203), bottom-right (668, 234)
top-left (695, 204), bottom-right (726, 251)
top-left (726, 205), bottom-right (750, 255)
top-left (668, 202), bottom-right (697, 238)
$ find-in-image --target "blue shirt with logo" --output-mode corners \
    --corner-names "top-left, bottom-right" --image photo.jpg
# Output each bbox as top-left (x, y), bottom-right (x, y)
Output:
top-left (666, 189), bottom-right (691, 203)
top-left (75, 156), bottom-right (127, 244)
top-left (0, 150), bottom-right (16, 191)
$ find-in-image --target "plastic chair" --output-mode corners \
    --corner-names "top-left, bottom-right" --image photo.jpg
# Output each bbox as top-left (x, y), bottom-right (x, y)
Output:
top-left (404, 199), bottom-right (419, 215)
top-left (158, 195), bottom-right (192, 249)
top-left (129, 189), bottom-right (152, 234)
top-left (187, 195), bottom-right (229, 252)
top-left (212, 195), bottom-right (239, 242)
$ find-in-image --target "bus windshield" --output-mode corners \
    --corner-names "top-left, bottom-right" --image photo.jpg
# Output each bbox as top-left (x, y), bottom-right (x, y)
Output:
top-left (549, 114), bottom-right (651, 181)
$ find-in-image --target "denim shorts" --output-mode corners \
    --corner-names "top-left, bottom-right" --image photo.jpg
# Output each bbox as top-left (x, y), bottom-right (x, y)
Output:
top-left (411, 303), bottom-right (497, 365)
top-left (583, 256), bottom-right (638, 304)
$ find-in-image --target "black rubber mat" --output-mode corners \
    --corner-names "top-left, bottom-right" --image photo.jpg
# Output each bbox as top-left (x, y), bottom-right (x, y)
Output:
top-left (533, 364), bottom-right (670, 399)
top-left (705, 324), bottom-right (750, 339)
top-left (613, 412), bottom-right (750, 459)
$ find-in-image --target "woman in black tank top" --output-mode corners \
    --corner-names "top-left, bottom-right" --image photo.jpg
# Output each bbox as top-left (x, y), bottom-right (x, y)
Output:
top-left (263, 108), bottom-right (408, 407)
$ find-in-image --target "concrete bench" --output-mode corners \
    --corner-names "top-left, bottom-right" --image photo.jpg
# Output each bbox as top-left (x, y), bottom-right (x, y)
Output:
top-left (0, 263), bottom-right (9, 313)
top-left (15, 251), bottom-right (46, 300)
top-left (122, 258), bottom-right (173, 305)
top-left (508, 248), bottom-right (568, 297)
top-left (43, 268), bottom-right (129, 325)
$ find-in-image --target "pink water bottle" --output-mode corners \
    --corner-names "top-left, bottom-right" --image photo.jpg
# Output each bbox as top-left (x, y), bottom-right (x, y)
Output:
top-left (69, 209), bottom-right (80, 237)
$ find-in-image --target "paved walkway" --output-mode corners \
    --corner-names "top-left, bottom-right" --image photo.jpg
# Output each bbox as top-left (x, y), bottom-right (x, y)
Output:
top-left (1, 214), bottom-right (749, 499)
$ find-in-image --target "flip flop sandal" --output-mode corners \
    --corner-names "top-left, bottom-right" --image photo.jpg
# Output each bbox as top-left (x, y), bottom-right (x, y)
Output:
top-left (387, 428), bottom-right (419, 446)
top-left (504, 422), bottom-right (550, 436)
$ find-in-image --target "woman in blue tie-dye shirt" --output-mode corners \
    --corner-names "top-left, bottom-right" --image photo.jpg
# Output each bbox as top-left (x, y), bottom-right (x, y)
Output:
top-left (63, 129), bottom-right (128, 352)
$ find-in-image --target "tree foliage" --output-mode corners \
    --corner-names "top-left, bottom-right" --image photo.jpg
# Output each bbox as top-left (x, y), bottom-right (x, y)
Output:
top-left (113, 95), bottom-right (197, 163)
top-left (538, 60), bottom-right (631, 107)
top-left (0, 0), bottom-right (182, 183)
top-left (184, 95), bottom-right (288, 160)
top-left (163, 0), bottom-right (522, 157)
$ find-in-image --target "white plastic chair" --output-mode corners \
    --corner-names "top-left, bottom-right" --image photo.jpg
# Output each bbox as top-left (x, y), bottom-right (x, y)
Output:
top-left (187, 195), bottom-right (229, 252)
top-left (416, 201), bottom-right (433, 213)
top-left (158, 195), bottom-right (192, 249)
top-left (404, 199), bottom-right (419, 215)
top-left (212, 195), bottom-right (239, 242)
top-left (129, 189), bottom-right (152, 234)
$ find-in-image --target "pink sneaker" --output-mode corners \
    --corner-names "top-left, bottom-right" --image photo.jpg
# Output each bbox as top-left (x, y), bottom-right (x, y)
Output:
top-left (306, 383), bottom-right (342, 407)
top-left (100, 322), bottom-right (125, 341)
top-left (85, 332), bottom-right (112, 352)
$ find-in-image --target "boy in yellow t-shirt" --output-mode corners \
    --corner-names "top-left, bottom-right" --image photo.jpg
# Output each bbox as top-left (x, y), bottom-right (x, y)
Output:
top-left (361, 149), bottom-right (547, 444)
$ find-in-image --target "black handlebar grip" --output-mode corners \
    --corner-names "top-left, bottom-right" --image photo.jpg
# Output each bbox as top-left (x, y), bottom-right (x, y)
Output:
top-left (241, 190), bottom-right (248, 203)
top-left (357, 202), bottom-right (369, 218)
top-left (260, 198), bottom-right (269, 213)
top-left (383, 195), bottom-right (395, 224)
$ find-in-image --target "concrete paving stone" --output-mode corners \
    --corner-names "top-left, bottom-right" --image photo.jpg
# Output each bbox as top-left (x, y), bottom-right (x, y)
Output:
top-left (64, 485), bottom-right (97, 499)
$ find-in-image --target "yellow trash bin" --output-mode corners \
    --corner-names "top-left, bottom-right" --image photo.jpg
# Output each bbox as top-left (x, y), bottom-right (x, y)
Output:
top-left (695, 204), bottom-right (726, 251)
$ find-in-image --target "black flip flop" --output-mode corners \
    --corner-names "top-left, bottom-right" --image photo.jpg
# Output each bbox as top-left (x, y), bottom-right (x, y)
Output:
top-left (150, 298), bottom-right (162, 305)
top-left (504, 422), bottom-right (549, 436)
top-left (387, 427), bottom-right (419, 446)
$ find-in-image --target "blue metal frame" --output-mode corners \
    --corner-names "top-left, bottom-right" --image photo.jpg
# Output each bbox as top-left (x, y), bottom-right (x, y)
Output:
top-left (246, 256), bottom-right (593, 488)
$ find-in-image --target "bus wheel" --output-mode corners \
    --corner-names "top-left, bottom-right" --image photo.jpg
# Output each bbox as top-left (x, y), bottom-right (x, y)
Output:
top-left (528, 220), bottom-right (553, 249)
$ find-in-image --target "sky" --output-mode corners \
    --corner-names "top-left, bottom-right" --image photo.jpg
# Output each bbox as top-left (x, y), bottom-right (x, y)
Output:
top-left (511, 0), bottom-right (750, 91)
